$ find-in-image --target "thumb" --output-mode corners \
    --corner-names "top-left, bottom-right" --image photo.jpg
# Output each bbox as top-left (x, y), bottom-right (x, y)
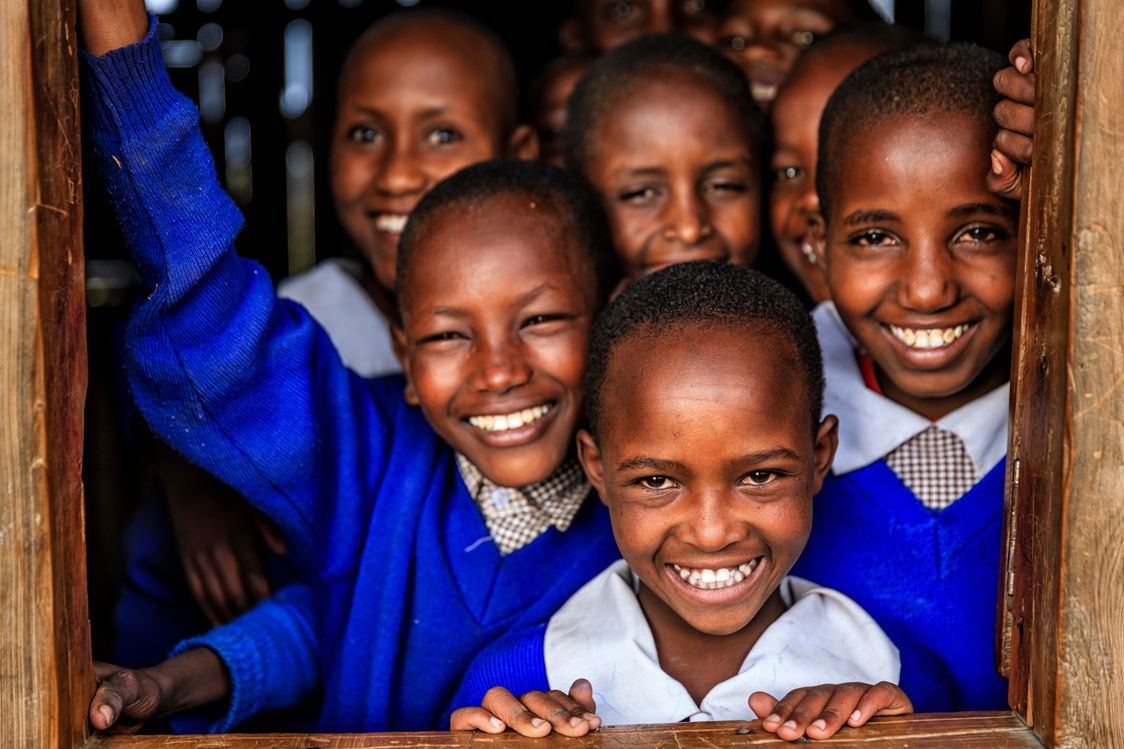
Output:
top-left (748, 691), bottom-right (779, 719)
top-left (568, 678), bottom-right (597, 715)
top-left (987, 150), bottom-right (1024, 201)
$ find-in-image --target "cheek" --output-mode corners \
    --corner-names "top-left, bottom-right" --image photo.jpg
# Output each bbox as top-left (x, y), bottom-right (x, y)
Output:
top-left (714, 199), bottom-right (760, 252)
top-left (331, 154), bottom-right (372, 204)
top-left (603, 205), bottom-right (646, 264)
top-left (406, 355), bottom-right (461, 417)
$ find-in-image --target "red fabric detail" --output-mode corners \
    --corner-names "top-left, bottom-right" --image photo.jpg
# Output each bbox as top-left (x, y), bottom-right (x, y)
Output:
top-left (857, 352), bottom-right (883, 395)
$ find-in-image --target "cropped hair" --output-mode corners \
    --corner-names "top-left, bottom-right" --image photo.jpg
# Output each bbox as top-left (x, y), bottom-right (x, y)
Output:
top-left (562, 33), bottom-right (767, 177)
top-left (816, 42), bottom-right (1006, 218)
top-left (396, 160), bottom-right (620, 313)
top-left (784, 20), bottom-right (928, 84)
top-left (584, 261), bottom-right (824, 440)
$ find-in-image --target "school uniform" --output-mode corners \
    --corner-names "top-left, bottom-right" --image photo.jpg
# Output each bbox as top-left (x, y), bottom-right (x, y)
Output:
top-left (454, 559), bottom-right (900, 724)
top-left (790, 302), bottom-right (1009, 712)
top-left (81, 19), bottom-right (618, 732)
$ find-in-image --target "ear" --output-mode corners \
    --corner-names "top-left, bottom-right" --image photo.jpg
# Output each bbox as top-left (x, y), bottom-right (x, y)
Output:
top-left (391, 324), bottom-right (420, 406)
top-left (558, 17), bottom-right (587, 52)
top-left (811, 414), bottom-right (839, 495)
top-left (506, 124), bottom-right (540, 161)
top-left (576, 429), bottom-right (608, 506)
top-left (808, 212), bottom-right (828, 269)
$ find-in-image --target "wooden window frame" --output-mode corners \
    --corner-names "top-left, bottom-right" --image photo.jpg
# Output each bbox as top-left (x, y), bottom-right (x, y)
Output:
top-left (2, 0), bottom-right (1118, 746)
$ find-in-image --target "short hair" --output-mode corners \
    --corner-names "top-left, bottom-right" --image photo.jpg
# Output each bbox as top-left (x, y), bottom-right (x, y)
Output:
top-left (339, 9), bottom-right (520, 133)
top-left (816, 42), bottom-right (1006, 218)
top-left (396, 160), bottom-right (620, 315)
top-left (584, 261), bottom-right (824, 440)
top-left (562, 33), bottom-right (767, 177)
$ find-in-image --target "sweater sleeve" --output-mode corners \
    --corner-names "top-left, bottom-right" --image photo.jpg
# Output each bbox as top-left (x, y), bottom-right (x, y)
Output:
top-left (448, 624), bottom-right (550, 721)
top-left (166, 581), bottom-right (322, 734)
top-left (80, 20), bottom-right (391, 570)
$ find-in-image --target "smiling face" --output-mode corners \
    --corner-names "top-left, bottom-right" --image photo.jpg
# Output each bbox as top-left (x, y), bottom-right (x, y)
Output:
top-left (769, 44), bottom-right (882, 304)
top-left (719, 0), bottom-right (857, 107)
top-left (331, 22), bottom-right (530, 294)
top-left (578, 324), bottom-right (836, 639)
top-left (580, 0), bottom-right (719, 52)
top-left (583, 72), bottom-right (761, 280)
top-left (395, 193), bottom-right (596, 487)
top-left (816, 115), bottom-right (1018, 419)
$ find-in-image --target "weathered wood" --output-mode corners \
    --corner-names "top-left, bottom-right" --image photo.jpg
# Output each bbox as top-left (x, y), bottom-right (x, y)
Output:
top-left (0, 1), bottom-right (92, 748)
top-left (85, 714), bottom-right (1042, 749)
top-left (1003, 0), bottom-right (1124, 746)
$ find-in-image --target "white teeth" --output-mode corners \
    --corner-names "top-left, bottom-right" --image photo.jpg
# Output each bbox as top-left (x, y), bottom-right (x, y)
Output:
top-left (751, 82), bottom-right (777, 102)
top-left (676, 559), bottom-right (759, 590)
top-left (375, 214), bottom-right (408, 234)
top-left (467, 404), bottom-right (551, 433)
top-left (888, 324), bottom-right (967, 350)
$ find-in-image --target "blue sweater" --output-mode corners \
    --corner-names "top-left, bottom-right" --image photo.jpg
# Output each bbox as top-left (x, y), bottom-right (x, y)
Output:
top-left (790, 458), bottom-right (1008, 712)
top-left (82, 21), bottom-right (619, 732)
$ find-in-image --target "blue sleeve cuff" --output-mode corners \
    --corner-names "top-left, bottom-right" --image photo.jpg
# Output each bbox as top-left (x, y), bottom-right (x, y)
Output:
top-left (447, 624), bottom-right (549, 725)
top-left (166, 583), bottom-right (322, 734)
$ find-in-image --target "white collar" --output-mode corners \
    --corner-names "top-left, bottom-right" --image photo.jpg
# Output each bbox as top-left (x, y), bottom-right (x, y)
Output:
top-left (814, 302), bottom-right (1009, 477)
top-left (542, 560), bottom-right (899, 726)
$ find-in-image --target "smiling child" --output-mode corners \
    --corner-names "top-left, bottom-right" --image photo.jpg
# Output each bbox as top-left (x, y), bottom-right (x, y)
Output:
top-left (79, 2), bottom-right (623, 733)
top-left (564, 34), bottom-right (767, 281)
top-left (451, 262), bottom-right (914, 741)
top-left (768, 23), bottom-right (924, 304)
top-left (791, 43), bottom-right (1017, 711)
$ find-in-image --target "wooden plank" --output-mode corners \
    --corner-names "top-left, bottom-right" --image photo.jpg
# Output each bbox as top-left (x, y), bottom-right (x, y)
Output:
top-left (1003, 0), bottom-right (1124, 746)
top-left (85, 714), bottom-right (1042, 749)
top-left (0, 1), bottom-right (92, 748)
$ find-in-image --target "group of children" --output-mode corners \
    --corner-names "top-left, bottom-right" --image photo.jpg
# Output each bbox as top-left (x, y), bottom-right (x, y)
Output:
top-left (77, 0), bottom-right (1036, 740)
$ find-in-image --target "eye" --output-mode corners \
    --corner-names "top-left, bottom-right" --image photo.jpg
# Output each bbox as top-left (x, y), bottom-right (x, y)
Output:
top-left (721, 34), bottom-right (749, 52)
top-left (637, 475), bottom-right (676, 490)
top-left (521, 313), bottom-right (569, 328)
top-left (955, 225), bottom-right (1008, 244)
top-left (425, 127), bottom-right (462, 146)
top-left (852, 229), bottom-right (896, 248)
top-left (772, 165), bottom-right (803, 184)
top-left (346, 125), bottom-right (381, 145)
top-left (608, 1), bottom-right (640, 20)
top-left (743, 470), bottom-right (777, 486)
top-left (703, 179), bottom-right (748, 197)
top-left (787, 29), bottom-right (818, 47)
top-left (418, 330), bottom-right (466, 345)
top-left (682, 0), bottom-right (706, 15)
top-left (619, 186), bottom-right (659, 204)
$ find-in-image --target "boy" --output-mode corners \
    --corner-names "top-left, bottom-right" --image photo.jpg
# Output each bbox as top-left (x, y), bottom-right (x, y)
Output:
top-left (80, 0), bottom-right (619, 733)
top-left (450, 262), bottom-right (914, 741)
top-left (792, 43), bottom-right (1019, 711)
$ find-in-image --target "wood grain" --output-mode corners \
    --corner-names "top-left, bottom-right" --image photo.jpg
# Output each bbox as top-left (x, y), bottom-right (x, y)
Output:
top-left (85, 714), bottom-right (1042, 749)
top-left (0, 1), bottom-right (92, 748)
top-left (1003, 0), bottom-right (1124, 746)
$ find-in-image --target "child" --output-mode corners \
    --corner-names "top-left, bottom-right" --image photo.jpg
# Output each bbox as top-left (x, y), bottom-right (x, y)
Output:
top-left (717, 0), bottom-right (878, 107)
top-left (768, 24), bottom-right (923, 305)
top-left (563, 34), bottom-right (767, 281)
top-left (449, 262), bottom-right (914, 741)
top-left (790, 43), bottom-right (1018, 711)
top-left (112, 6), bottom-right (540, 671)
top-left (560, 0), bottom-right (719, 54)
top-left (80, 2), bottom-right (620, 734)
top-left (528, 53), bottom-right (595, 169)
top-left (988, 37), bottom-right (1034, 201)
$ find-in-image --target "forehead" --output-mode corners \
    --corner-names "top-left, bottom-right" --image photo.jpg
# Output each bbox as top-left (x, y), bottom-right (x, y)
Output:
top-left (772, 47), bottom-right (879, 133)
top-left (601, 324), bottom-right (810, 448)
top-left (400, 194), bottom-right (594, 314)
top-left (726, 0), bottom-right (856, 23)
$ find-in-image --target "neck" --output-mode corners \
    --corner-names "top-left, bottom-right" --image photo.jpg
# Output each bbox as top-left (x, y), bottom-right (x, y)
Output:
top-left (877, 341), bottom-right (1012, 421)
top-left (638, 582), bottom-right (786, 706)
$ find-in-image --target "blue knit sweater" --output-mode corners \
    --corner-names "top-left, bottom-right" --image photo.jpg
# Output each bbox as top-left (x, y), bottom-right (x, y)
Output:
top-left (82, 21), bottom-right (619, 732)
top-left (790, 458), bottom-right (1008, 712)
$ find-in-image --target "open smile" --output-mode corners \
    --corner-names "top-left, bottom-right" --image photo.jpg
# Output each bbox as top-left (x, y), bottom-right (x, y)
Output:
top-left (463, 401), bottom-right (558, 448)
top-left (880, 321), bottom-right (979, 370)
top-left (664, 555), bottom-right (766, 604)
top-left (373, 213), bottom-right (408, 236)
top-left (887, 323), bottom-right (970, 350)
top-left (467, 403), bottom-right (552, 432)
top-left (673, 558), bottom-right (759, 590)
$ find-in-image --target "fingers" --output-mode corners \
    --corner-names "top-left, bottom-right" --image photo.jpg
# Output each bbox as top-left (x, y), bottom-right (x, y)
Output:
top-left (212, 542), bottom-right (250, 615)
top-left (449, 707), bottom-right (507, 733)
top-left (747, 691), bottom-right (778, 719)
top-left (479, 687), bottom-right (552, 737)
top-left (993, 66), bottom-right (1036, 108)
top-left (1008, 38), bottom-right (1033, 74)
top-left (760, 684), bottom-right (856, 741)
top-left (848, 681), bottom-right (913, 724)
top-left (89, 663), bottom-right (163, 735)
top-left (567, 678), bottom-right (599, 721)
top-left (479, 686), bottom-right (598, 737)
top-left (987, 149), bottom-right (1025, 201)
top-left (993, 96), bottom-right (1034, 141)
top-left (235, 540), bottom-right (271, 605)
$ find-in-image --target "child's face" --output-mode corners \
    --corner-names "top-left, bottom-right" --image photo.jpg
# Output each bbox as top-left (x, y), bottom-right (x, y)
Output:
top-left (719, 0), bottom-right (856, 106)
top-left (584, 74), bottom-right (761, 280)
top-left (331, 26), bottom-right (533, 293)
top-left (578, 324), bottom-right (837, 637)
top-left (579, 0), bottom-right (718, 52)
top-left (534, 60), bottom-right (592, 168)
top-left (816, 115), bottom-right (1018, 417)
top-left (769, 45), bottom-right (880, 304)
top-left (394, 194), bottom-right (596, 488)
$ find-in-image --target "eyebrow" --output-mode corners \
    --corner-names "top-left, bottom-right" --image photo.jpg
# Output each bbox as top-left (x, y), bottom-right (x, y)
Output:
top-left (616, 449), bottom-right (803, 474)
top-left (949, 202), bottom-right (1019, 221)
top-left (842, 209), bottom-right (899, 226)
top-left (616, 457), bottom-right (689, 473)
top-left (351, 105), bottom-right (455, 120)
top-left (426, 284), bottom-right (556, 319)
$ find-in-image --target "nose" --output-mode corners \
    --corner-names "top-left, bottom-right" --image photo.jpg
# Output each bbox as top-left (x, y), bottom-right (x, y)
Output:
top-left (469, 334), bottom-right (532, 394)
top-left (374, 139), bottom-right (426, 196)
top-left (662, 187), bottom-right (713, 248)
top-left (795, 178), bottom-right (820, 218)
top-left (678, 492), bottom-right (744, 553)
top-left (900, 241), bottom-right (959, 312)
top-left (647, 5), bottom-right (675, 33)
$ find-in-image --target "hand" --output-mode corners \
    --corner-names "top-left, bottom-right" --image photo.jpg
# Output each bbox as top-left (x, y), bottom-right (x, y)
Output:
top-left (989, 38), bottom-right (1035, 201)
top-left (450, 679), bottom-right (601, 737)
top-left (77, 0), bottom-right (149, 56)
top-left (158, 449), bottom-right (273, 626)
top-left (749, 681), bottom-right (913, 741)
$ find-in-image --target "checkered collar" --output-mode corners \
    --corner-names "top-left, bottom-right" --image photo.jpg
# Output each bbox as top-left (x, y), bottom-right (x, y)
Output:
top-left (813, 302), bottom-right (1009, 477)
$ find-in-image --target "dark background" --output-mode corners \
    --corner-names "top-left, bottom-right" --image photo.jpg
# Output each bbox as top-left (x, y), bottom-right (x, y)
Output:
top-left (82, 0), bottom-right (1032, 660)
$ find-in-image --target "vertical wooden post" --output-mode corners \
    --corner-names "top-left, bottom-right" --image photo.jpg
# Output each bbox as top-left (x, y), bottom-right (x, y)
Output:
top-left (1002, 0), bottom-right (1124, 746)
top-left (0, 1), bottom-right (93, 748)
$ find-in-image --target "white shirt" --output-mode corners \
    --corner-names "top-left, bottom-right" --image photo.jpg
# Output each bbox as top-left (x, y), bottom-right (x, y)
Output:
top-left (277, 258), bottom-right (400, 379)
top-left (543, 560), bottom-right (899, 726)
top-left (814, 302), bottom-right (1008, 478)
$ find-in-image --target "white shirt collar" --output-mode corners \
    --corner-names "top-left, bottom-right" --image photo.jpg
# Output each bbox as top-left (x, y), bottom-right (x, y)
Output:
top-left (814, 302), bottom-right (1009, 477)
top-left (543, 560), bottom-right (899, 726)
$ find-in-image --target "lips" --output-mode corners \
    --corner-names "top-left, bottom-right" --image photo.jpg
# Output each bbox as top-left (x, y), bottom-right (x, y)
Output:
top-left (463, 400), bottom-right (559, 448)
top-left (467, 404), bottom-right (551, 433)
top-left (673, 559), bottom-right (759, 590)
top-left (374, 213), bottom-right (408, 235)
top-left (888, 323), bottom-right (969, 350)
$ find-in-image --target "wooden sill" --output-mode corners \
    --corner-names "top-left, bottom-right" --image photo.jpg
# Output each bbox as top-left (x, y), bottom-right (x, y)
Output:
top-left (85, 712), bottom-right (1042, 748)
